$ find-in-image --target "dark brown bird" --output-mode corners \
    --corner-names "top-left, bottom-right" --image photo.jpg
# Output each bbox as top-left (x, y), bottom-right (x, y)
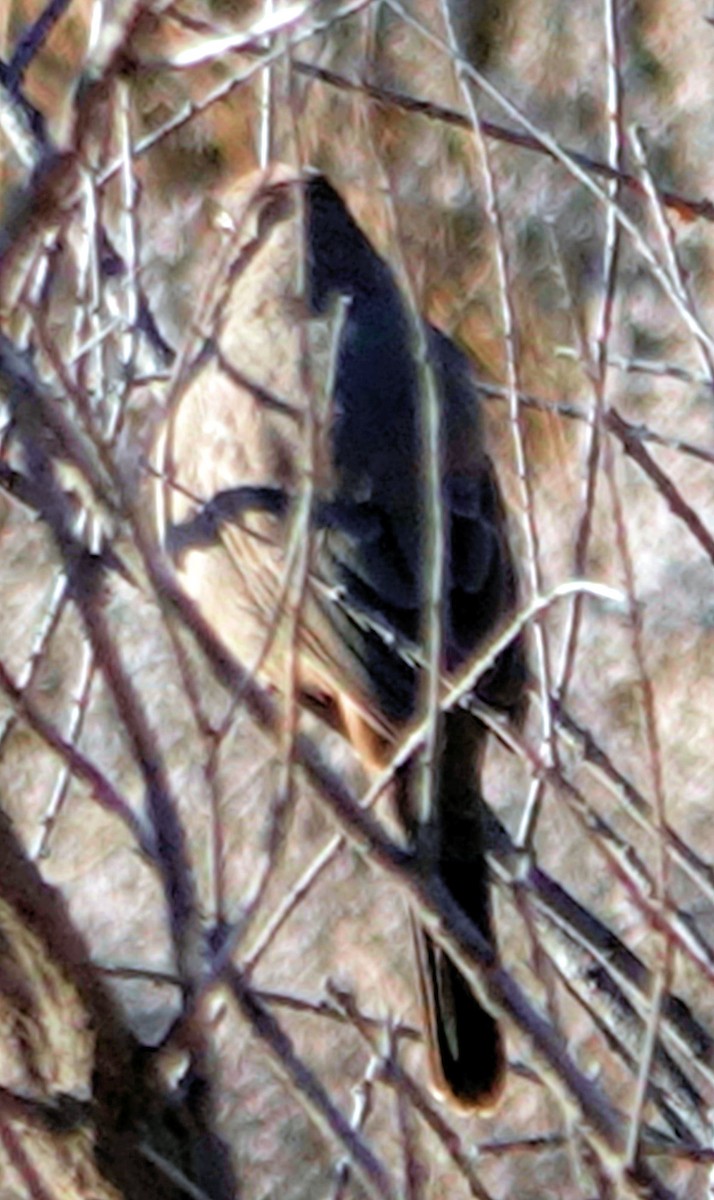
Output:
top-left (159, 170), bottom-right (525, 1111)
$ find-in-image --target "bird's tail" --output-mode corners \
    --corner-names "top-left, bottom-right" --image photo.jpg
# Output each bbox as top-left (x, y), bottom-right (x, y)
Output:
top-left (398, 708), bottom-right (504, 1111)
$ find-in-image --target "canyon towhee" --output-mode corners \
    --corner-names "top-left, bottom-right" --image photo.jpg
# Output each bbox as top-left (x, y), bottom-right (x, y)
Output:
top-left (159, 171), bottom-right (526, 1110)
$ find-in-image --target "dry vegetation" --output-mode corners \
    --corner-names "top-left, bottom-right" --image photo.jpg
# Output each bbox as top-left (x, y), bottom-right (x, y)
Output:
top-left (1, 0), bottom-right (714, 1197)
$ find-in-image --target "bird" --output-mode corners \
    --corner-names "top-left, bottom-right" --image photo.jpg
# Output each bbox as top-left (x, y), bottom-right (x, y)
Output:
top-left (158, 168), bottom-right (526, 1111)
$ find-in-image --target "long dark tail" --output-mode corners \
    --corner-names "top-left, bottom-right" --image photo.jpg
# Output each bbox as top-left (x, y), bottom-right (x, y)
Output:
top-left (399, 709), bottom-right (504, 1111)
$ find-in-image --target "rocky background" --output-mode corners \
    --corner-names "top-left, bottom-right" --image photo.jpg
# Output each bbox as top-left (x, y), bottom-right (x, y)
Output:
top-left (1, 0), bottom-right (714, 1196)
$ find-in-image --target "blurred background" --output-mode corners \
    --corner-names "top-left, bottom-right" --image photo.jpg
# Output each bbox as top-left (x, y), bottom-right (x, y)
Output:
top-left (1, 0), bottom-right (714, 1196)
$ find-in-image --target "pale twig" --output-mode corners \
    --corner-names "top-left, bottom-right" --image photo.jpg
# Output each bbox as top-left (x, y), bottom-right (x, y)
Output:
top-left (629, 123), bottom-right (714, 387)
top-left (388, 0), bottom-right (714, 357)
top-left (33, 631), bottom-right (97, 860)
top-left (625, 963), bottom-right (673, 1168)
top-left (603, 417), bottom-right (671, 1169)
top-left (143, 556), bottom-right (675, 1197)
top-left (355, 145), bottom-right (446, 834)
top-left (331, 1056), bottom-right (378, 1200)
top-left (0, 560), bottom-right (71, 784)
top-left (0, 75), bottom-right (42, 167)
top-left (96, 0), bottom-right (376, 187)
top-left (391, 1023), bottom-right (423, 1200)
top-left (245, 184), bottom-right (345, 951)
top-left (4, 350), bottom-right (197, 976)
top-left (605, 409), bottom-right (714, 565)
top-left (289, 60), bottom-right (714, 223)
top-left (439, 0), bottom-right (555, 859)
top-left (552, 703), bottom-right (714, 920)
top-left (604, 352), bottom-right (714, 388)
top-left (105, 76), bottom-right (141, 443)
top-left (329, 981), bottom-right (496, 1200)
top-left (0, 652), bottom-right (152, 855)
top-left (137, 1143), bottom-right (218, 1200)
top-left (470, 698), bottom-right (714, 991)
top-left (226, 966), bottom-right (397, 1200)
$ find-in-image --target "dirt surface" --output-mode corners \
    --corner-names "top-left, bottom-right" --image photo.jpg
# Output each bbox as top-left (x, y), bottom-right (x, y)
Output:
top-left (1, 1), bottom-right (714, 1196)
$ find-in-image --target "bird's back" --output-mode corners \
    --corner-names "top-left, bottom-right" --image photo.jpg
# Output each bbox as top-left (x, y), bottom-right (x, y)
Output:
top-left (162, 170), bottom-right (524, 746)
